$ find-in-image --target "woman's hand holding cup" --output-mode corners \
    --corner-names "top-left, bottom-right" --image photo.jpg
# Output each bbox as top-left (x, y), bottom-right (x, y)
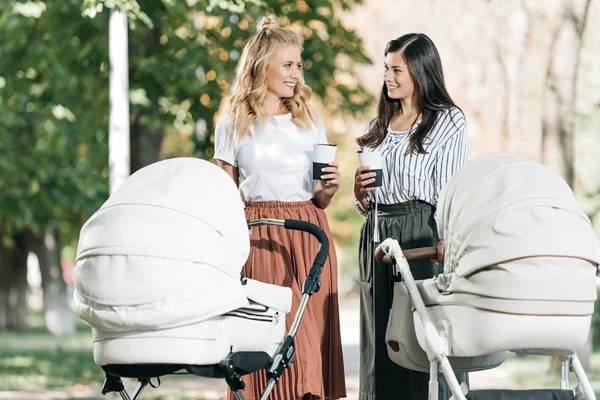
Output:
top-left (320, 161), bottom-right (341, 197)
top-left (354, 166), bottom-right (378, 201)
top-left (313, 143), bottom-right (341, 197)
top-left (355, 150), bottom-right (383, 213)
top-left (355, 150), bottom-right (383, 200)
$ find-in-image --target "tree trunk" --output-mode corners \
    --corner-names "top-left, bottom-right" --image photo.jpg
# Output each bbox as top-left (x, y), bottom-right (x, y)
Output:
top-left (109, 9), bottom-right (131, 194)
top-left (26, 229), bottom-right (75, 335)
top-left (540, 0), bottom-right (593, 373)
top-left (129, 28), bottom-right (164, 174)
top-left (130, 113), bottom-right (164, 173)
top-left (0, 231), bottom-right (29, 331)
top-left (541, 0), bottom-right (591, 186)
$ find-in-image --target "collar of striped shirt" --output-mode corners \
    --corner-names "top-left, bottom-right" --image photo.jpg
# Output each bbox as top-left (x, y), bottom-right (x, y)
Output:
top-left (361, 107), bottom-right (468, 209)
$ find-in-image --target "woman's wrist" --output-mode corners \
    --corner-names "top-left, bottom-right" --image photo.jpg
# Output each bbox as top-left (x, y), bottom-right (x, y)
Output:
top-left (354, 198), bottom-right (368, 216)
top-left (315, 190), bottom-right (333, 209)
top-left (354, 188), bottom-right (365, 204)
top-left (356, 196), bottom-right (368, 212)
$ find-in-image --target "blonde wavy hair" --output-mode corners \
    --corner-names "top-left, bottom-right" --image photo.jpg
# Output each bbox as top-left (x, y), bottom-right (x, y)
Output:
top-left (227, 15), bottom-right (316, 139)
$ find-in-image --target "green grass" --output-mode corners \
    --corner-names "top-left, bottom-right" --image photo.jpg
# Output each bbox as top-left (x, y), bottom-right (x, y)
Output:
top-left (0, 346), bottom-right (102, 391)
top-left (0, 344), bottom-right (213, 399)
top-left (504, 353), bottom-right (600, 397)
top-left (0, 312), bottom-right (100, 391)
top-left (4, 311), bottom-right (600, 399)
top-left (0, 312), bottom-right (215, 399)
top-left (0, 311), bottom-right (91, 340)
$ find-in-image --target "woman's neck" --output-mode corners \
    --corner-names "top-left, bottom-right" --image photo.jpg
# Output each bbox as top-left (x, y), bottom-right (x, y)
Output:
top-left (399, 98), bottom-right (419, 117)
top-left (263, 93), bottom-right (288, 116)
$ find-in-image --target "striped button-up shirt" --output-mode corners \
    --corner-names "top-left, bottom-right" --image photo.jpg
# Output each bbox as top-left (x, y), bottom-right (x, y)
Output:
top-left (359, 107), bottom-right (468, 213)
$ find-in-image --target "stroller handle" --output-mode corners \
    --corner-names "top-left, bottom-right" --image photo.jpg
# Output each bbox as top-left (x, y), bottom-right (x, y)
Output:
top-left (247, 219), bottom-right (329, 400)
top-left (283, 219), bottom-right (329, 257)
top-left (375, 246), bottom-right (437, 264)
top-left (247, 218), bottom-right (329, 295)
top-left (283, 219), bottom-right (329, 296)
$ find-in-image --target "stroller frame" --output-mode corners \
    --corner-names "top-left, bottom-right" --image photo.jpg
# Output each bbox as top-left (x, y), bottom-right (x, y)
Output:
top-left (375, 238), bottom-right (596, 400)
top-left (97, 218), bottom-right (329, 400)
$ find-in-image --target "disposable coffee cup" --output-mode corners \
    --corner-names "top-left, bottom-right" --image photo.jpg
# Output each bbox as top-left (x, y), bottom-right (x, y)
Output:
top-left (358, 150), bottom-right (383, 188)
top-left (313, 143), bottom-right (337, 180)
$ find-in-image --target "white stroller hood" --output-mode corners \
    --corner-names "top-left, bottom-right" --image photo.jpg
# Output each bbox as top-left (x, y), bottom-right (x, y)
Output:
top-left (404, 153), bottom-right (600, 358)
top-left (437, 152), bottom-right (600, 277)
top-left (73, 158), bottom-right (331, 398)
top-left (73, 158), bottom-right (275, 332)
top-left (383, 153), bottom-right (600, 399)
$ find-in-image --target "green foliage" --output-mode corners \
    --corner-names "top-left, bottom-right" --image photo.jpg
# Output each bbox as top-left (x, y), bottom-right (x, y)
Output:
top-left (81, 0), bottom-right (374, 160)
top-left (206, 0), bottom-right (267, 13)
top-left (0, 0), bottom-right (372, 250)
top-left (502, 353), bottom-right (600, 395)
top-left (0, 1), bottom-right (110, 245)
top-left (82, 0), bottom-right (153, 28)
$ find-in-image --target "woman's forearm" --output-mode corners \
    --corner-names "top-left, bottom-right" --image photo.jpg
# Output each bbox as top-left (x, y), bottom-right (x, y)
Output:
top-left (356, 196), bottom-right (368, 213)
top-left (314, 189), bottom-right (333, 209)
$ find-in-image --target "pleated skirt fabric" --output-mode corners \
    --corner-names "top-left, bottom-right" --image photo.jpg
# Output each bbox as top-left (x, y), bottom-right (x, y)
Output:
top-left (228, 200), bottom-right (347, 400)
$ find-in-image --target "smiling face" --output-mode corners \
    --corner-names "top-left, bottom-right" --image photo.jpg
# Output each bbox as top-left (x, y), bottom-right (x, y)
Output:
top-left (265, 44), bottom-right (302, 99)
top-left (383, 51), bottom-right (415, 101)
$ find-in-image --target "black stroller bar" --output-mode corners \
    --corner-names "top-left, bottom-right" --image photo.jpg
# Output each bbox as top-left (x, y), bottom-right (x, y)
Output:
top-left (247, 218), bottom-right (329, 400)
top-left (248, 218), bottom-right (329, 296)
top-left (100, 218), bottom-right (329, 400)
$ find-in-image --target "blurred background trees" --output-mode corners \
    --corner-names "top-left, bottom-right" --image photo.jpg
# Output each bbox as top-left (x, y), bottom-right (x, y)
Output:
top-left (0, 0), bottom-right (373, 333)
top-left (0, 0), bottom-right (599, 360)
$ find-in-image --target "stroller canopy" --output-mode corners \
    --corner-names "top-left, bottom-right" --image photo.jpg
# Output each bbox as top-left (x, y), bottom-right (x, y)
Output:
top-left (436, 153), bottom-right (600, 277)
top-left (74, 158), bottom-right (252, 331)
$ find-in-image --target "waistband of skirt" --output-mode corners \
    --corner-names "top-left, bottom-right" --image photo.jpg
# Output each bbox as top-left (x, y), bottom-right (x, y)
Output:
top-left (244, 199), bottom-right (316, 210)
top-left (368, 200), bottom-right (434, 216)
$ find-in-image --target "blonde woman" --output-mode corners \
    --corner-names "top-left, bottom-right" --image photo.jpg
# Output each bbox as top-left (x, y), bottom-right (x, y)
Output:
top-left (214, 15), bottom-right (347, 400)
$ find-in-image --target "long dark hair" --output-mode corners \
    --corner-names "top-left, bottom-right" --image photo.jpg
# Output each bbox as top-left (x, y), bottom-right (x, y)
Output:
top-left (357, 33), bottom-right (460, 154)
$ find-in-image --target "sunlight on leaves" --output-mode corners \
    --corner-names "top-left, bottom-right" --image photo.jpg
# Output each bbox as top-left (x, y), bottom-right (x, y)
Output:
top-left (0, 356), bottom-right (35, 368)
top-left (13, 1), bottom-right (47, 19)
top-left (52, 105), bottom-right (76, 122)
top-left (129, 88), bottom-right (150, 106)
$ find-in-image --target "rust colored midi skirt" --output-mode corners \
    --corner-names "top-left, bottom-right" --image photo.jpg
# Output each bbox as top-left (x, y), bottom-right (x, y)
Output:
top-left (228, 200), bottom-right (347, 400)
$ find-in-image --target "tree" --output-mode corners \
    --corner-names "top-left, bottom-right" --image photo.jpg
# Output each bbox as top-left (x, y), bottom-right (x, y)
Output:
top-left (539, 0), bottom-right (592, 188)
top-left (0, 0), bottom-right (373, 332)
top-left (83, 0), bottom-right (373, 170)
top-left (0, 0), bottom-right (110, 333)
top-left (536, 0), bottom-right (594, 371)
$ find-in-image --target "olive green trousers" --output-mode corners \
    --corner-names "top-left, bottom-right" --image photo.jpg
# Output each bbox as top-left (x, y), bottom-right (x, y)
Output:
top-left (358, 201), bottom-right (468, 400)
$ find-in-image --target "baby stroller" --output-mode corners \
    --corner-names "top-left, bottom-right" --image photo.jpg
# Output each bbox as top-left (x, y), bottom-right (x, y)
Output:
top-left (72, 158), bottom-right (329, 400)
top-left (377, 153), bottom-right (600, 400)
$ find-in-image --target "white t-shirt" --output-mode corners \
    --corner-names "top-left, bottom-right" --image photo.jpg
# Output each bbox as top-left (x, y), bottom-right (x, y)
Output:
top-left (214, 113), bottom-right (328, 203)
